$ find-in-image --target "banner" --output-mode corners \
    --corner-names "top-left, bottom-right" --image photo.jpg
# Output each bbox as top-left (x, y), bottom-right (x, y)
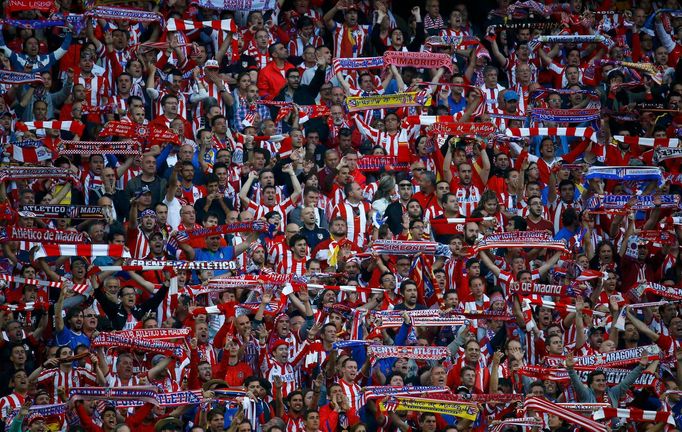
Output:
top-left (56, 140), bottom-right (141, 155)
top-left (381, 396), bottom-right (479, 421)
top-left (426, 122), bottom-right (497, 137)
top-left (7, 140), bottom-right (52, 163)
top-left (474, 231), bottom-right (568, 252)
top-left (18, 205), bottom-right (105, 219)
top-left (4, 226), bottom-right (88, 244)
top-left (346, 92), bottom-right (429, 112)
top-left (6, 0), bottom-right (54, 13)
top-left (383, 50), bottom-right (453, 72)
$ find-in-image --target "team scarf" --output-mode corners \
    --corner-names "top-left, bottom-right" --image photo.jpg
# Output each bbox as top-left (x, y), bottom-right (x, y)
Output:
top-left (654, 147), bottom-right (682, 163)
top-left (0, 70), bottom-right (44, 85)
top-left (99, 122), bottom-right (180, 145)
top-left (94, 259), bottom-right (237, 272)
top-left (17, 121), bottom-right (85, 136)
top-left (56, 140), bottom-right (141, 155)
top-left (357, 155), bottom-right (410, 171)
top-left (596, 59), bottom-right (661, 83)
top-left (166, 19), bottom-right (236, 32)
top-left (7, 140), bottom-right (52, 163)
top-left (572, 345), bottom-right (660, 368)
top-left (532, 88), bottom-right (599, 101)
top-left (361, 386), bottom-right (449, 405)
top-left (508, 282), bottom-right (575, 297)
top-left (433, 393), bottom-right (524, 404)
top-left (612, 135), bottom-right (680, 148)
top-left (586, 194), bottom-right (680, 211)
top-left (0, 167), bottom-right (81, 189)
top-left (109, 328), bottom-right (191, 340)
top-left (426, 122), bottom-right (497, 137)
top-left (531, 107), bottom-right (601, 123)
top-left (0, 18), bottom-right (69, 29)
top-left (527, 297), bottom-right (606, 318)
top-left (346, 91), bottom-right (429, 112)
top-left (177, 221), bottom-right (271, 242)
top-left (91, 333), bottom-right (184, 357)
top-left (528, 34), bottom-right (615, 52)
top-left (81, 103), bottom-right (118, 116)
top-left (0, 273), bottom-right (88, 294)
top-left (3, 404), bottom-right (66, 428)
top-left (459, 309), bottom-right (515, 321)
top-left (306, 283), bottom-right (386, 295)
top-left (5, 0), bottom-right (55, 13)
top-left (236, 299), bottom-right (286, 317)
top-left (423, 35), bottom-right (479, 49)
top-left (18, 204), bottom-right (106, 219)
top-left (380, 396), bottom-right (479, 421)
top-left (523, 397), bottom-right (608, 432)
top-left (85, 6), bottom-right (164, 24)
top-left (639, 282), bottom-right (682, 300)
top-left (489, 418), bottom-right (544, 432)
top-left (505, 127), bottom-right (598, 143)
top-left (374, 309), bottom-right (467, 328)
top-left (594, 408), bottom-right (675, 425)
top-left (430, 217), bottom-right (495, 236)
top-left (109, 391), bottom-right (203, 408)
top-left (191, 0), bottom-right (278, 10)
top-left (34, 244), bottom-right (130, 259)
top-left (487, 20), bottom-right (563, 32)
top-left (585, 166), bottom-right (663, 183)
top-left (69, 386), bottom-right (159, 405)
top-left (3, 225), bottom-right (88, 244)
top-left (519, 365), bottom-right (661, 390)
top-left (475, 230), bottom-right (568, 252)
top-left (558, 403), bottom-right (611, 412)
top-left (367, 345), bottom-right (449, 360)
top-left (256, 101), bottom-right (330, 123)
top-left (371, 240), bottom-right (450, 256)
top-left (383, 50), bottom-right (453, 72)
top-left (331, 56), bottom-right (384, 77)
top-left (0, 301), bottom-right (49, 312)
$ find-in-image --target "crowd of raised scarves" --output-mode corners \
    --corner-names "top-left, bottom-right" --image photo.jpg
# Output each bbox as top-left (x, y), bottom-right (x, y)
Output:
top-left (2, 0), bottom-right (682, 432)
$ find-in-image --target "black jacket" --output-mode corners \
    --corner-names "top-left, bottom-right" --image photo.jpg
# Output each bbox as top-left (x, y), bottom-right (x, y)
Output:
top-left (94, 283), bottom-right (169, 330)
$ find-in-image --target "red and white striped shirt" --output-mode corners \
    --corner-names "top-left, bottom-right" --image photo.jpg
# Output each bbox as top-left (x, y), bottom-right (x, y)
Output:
top-left (246, 197), bottom-right (297, 232)
top-left (453, 184), bottom-right (482, 217)
top-left (78, 74), bottom-right (110, 108)
top-left (331, 24), bottom-right (369, 58)
top-left (37, 367), bottom-right (98, 402)
top-left (338, 378), bottom-right (362, 411)
top-left (331, 200), bottom-right (371, 248)
top-left (0, 392), bottom-right (24, 419)
top-left (276, 252), bottom-right (309, 276)
top-left (549, 199), bottom-right (581, 235)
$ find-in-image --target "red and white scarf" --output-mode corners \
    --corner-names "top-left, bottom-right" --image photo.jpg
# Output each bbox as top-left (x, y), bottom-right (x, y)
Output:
top-left (34, 244), bottom-right (131, 259)
top-left (523, 397), bottom-right (608, 432)
top-left (506, 127), bottom-right (598, 142)
top-left (593, 408), bottom-right (675, 425)
top-left (475, 230), bottom-right (568, 252)
top-left (166, 19), bottom-right (236, 32)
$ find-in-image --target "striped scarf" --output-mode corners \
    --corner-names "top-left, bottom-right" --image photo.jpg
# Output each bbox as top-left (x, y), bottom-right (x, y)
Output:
top-left (34, 244), bottom-right (130, 259)
top-left (523, 397), bottom-right (608, 432)
top-left (6, 139), bottom-right (52, 163)
top-left (505, 126), bottom-right (598, 142)
top-left (166, 19), bottom-right (236, 32)
top-left (594, 407), bottom-right (675, 425)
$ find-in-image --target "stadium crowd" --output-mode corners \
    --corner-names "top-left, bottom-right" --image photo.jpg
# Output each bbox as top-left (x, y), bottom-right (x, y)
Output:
top-left (2, 0), bottom-right (682, 432)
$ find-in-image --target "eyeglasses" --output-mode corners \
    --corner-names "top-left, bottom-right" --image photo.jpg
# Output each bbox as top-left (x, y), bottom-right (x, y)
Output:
top-left (412, 168), bottom-right (425, 172)
top-left (399, 184), bottom-right (412, 188)
top-left (84, 314), bottom-right (97, 318)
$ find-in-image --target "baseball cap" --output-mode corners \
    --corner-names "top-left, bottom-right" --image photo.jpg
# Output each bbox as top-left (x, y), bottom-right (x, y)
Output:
top-left (504, 90), bottom-right (520, 102)
top-left (27, 413), bottom-right (46, 426)
top-left (135, 185), bottom-right (152, 198)
top-left (205, 59), bottom-right (219, 69)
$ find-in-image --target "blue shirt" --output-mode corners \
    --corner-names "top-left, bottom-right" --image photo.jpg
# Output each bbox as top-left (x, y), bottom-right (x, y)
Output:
top-left (555, 227), bottom-right (577, 242)
top-left (56, 327), bottom-right (91, 350)
top-left (194, 246), bottom-right (235, 277)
